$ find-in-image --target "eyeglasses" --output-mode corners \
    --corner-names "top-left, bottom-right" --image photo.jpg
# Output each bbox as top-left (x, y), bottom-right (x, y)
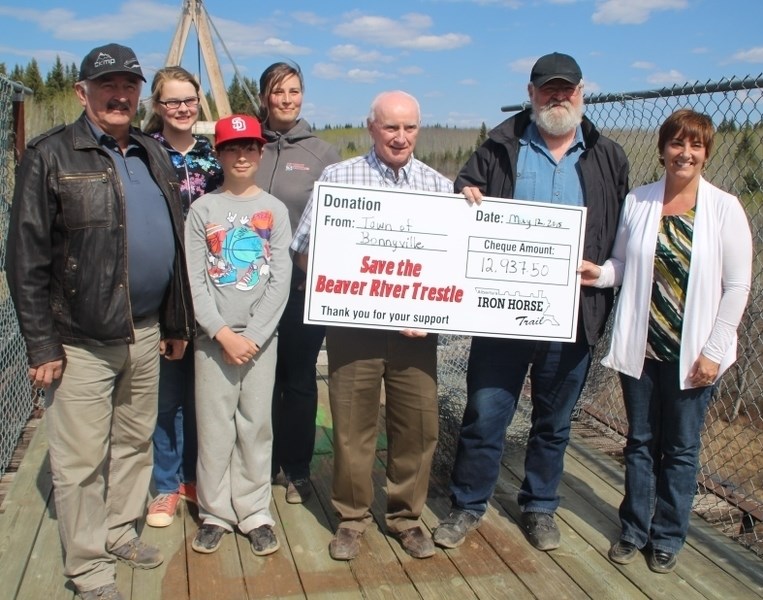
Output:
top-left (157, 96), bottom-right (200, 110)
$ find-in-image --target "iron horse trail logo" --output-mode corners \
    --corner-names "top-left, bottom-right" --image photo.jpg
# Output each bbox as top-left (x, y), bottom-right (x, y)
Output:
top-left (475, 288), bottom-right (560, 327)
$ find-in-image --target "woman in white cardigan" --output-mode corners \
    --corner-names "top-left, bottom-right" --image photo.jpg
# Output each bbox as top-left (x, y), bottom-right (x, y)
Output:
top-left (579, 109), bottom-right (752, 573)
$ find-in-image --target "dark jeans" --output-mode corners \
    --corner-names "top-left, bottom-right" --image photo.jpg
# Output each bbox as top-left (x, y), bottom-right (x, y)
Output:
top-left (618, 359), bottom-right (713, 554)
top-left (271, 289), bottom-right (326, 481)
top-left (152, 343), bottom-right (196, 493)
top-left (449, 334), bottom-right (592, 516)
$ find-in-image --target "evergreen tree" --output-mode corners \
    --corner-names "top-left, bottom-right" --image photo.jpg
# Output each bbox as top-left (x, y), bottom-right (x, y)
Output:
top-left (205, 91), bottom-right (217, 121)
top-left (475, 121), bottom-right (487, 148)
top-left (0, 63), bottom-right (6, 76)
top-left (717, 117), bottom-right (737, 133)
top-left (10, 64), bottom-right (24, 84)
top-left (46, 56), bottom-right (68, 95)
top-left (68, 62), bottom-right (79, 86)
top-left (227, 76), bottom-right (258, 117)
top-left (24, 58), bottom-right (45, 98)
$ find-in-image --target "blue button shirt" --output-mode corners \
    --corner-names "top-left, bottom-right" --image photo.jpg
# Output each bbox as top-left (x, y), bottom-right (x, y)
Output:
top-left (87, 119), bottom-right (175, 318)
top-left (514, 121), bottom-right (585, 206)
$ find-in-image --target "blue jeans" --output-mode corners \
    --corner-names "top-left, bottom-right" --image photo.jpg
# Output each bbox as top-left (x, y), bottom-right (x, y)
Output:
top-left (449, 334), bottom-right (592, 516)
top-left (271, 289), bottom-right (326, 481)
top-left (152, 344), bottom-right (196, 494)
top-left (618, 360), bottom-right (712, 554)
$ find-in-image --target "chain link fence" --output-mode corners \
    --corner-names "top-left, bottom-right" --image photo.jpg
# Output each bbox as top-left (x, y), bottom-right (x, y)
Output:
top-left (436, 75), bottom-right (763, 557)
top-left (0, 74), bottom-right (36, 480)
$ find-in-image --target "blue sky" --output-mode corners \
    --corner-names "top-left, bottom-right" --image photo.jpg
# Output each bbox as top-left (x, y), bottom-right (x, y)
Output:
top-left (0, 0), bottom-right (761, 128)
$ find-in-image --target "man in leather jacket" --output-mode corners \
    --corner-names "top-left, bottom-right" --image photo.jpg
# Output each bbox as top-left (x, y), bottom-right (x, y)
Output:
top-left (6, 43), bottom-right (194, 600)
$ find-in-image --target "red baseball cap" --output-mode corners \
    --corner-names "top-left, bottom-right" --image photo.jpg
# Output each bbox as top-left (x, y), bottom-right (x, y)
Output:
top-left (214, 115), bottom-right (266, 147)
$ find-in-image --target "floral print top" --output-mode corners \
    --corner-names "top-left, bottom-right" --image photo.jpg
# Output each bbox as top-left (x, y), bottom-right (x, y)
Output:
top-left (151, 132), bottom-right (223, 217)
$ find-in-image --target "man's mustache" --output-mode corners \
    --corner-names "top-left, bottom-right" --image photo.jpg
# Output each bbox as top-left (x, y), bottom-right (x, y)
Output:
top-left (107, 99), bottom-right (131, 111)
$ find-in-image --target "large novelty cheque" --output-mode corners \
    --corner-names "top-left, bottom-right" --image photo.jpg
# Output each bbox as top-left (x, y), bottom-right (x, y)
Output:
top-left (303, 182), bottom-right (587, 341)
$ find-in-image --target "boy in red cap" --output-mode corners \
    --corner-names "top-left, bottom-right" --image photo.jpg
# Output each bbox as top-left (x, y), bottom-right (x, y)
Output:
top-left (184, 114), bottom-right (292, 556)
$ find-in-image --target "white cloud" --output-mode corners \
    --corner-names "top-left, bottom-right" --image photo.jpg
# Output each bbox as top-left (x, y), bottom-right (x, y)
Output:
top-left (445, 110), bottom-right (488, 128)
top-left (692, 47), bottom-right (709, 54)
top-left (312, 62), bottom-right (391, 84)
top-left (632, 61), bottom-right (654, 70)
top-left (329, 44), bottom-right (395, 63)
top-left (0, 45), bottom-right (78, 65)
top-left (312, 63), bottom-right (344, 80)
top-left (0, 3), bottom-right (177, 40)
top-left (207, 17), bottom-right (312, 58)
top-left (399, 66), bottom-right (425, 75)
top-left (647, 69), bottom-right (686, 85)
top-left (428, 0), bottom-right (521, 7)
top-left (732, 47), bottom-right (763, 63)
top-left (592, 0), bottom-right (688, 25)
top-left (346, 68), bottom-right (390, 83)
top-left (291, 11), bottom-right (329, 26)
top-left (460, 78), bottom-right (479, 85)
top-left (333, 13), bottom-right (470, 51)
top-left (735, 89), bottom-right (763, 105)
top-left (509, 56), bottom-right (537, 75)
top-left (582, 80), bottom-right (600, 94)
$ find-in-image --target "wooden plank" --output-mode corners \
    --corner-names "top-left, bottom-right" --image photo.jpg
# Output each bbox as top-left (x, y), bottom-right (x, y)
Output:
top-left (505, 449), bottom-right (705, 600)
top-left (184, 503), bottom-right (248, 600)
top-left (4, 367), bottom-right (763, 600)
top-left (473, 497), bottom-right (588, 599)
top-left (423, 487), bottom-right (527, 600)
top-left (302, 428), bottom-right (381, 599)
top-left (363, 456), bottom-right (439, 600)
top-left (14, 492), bottom-right (74, 600)
top-left (564, 440), bottom-right (763, 598)
top-left (314, 383), bottom-right (440, 599)
top-left (500, 456), bottom-right (687, 600)
top-left (429, 456), bottom-right (587, 600)
top-left (130, 498), bottom-right (192, 600)
top-left (0, 420), bottom-right (54, 599)
top-left (567, 438), bottom-right (763, 590)
top-left (237, 498), bottom-right (304, 599)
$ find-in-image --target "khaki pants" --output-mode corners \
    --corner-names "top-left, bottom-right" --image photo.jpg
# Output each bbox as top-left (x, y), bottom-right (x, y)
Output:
top-left (46, 318), bottom-right (160, 591)
top-left (326, 327), bottom-right (438, 533)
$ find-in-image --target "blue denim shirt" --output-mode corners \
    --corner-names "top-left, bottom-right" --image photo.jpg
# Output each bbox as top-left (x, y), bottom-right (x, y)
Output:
top-left (514, 122), bottom-right (585, 206)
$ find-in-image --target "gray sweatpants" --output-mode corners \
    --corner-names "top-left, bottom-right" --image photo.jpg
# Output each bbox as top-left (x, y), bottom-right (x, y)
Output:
top-left (194, 333), bottom-right (276, 534)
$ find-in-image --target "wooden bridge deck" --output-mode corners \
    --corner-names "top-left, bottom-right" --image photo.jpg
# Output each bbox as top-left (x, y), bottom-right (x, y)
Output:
top-left (1, 366), bottom-right (761, 600)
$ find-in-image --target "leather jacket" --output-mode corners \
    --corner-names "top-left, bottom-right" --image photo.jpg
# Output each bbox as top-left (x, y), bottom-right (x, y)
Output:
top-left (7, 113), bottom-right (195, 367)
top-left (455, 109), bottom-right (630, 345)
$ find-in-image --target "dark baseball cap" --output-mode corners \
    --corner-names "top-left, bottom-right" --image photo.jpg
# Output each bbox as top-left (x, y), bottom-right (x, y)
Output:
top-left (215, 115), bottom-right (267, 147)
top-left (530, 52), bottom-right (582, 87)
top-left (79, 43), bottom-right (146, 82)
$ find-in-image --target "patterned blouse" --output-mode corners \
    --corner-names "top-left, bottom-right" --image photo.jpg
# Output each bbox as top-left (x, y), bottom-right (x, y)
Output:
top-left (646, 206), bottom-right (696, 362)
top-left (150, 132), bottom-right (223, 217)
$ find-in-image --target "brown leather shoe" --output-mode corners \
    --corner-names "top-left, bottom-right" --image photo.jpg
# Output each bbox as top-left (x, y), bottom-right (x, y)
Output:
top-left (394, 526), bottom-right (436, 559)
top-left (329, 527), bottom-right (363, 560)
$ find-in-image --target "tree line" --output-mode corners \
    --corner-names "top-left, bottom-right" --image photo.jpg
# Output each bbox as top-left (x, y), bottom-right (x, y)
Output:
top-left (5, 57), bottom-right (491, 181)
top-left (1, 56), bottom-right (262, 117)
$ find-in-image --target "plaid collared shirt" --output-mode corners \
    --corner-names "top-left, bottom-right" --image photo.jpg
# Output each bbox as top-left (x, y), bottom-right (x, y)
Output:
top-left (290, 148), bottom-right (452, 254)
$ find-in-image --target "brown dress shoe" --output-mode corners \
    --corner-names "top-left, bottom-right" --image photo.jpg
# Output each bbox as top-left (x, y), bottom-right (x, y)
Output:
top-left (329, 527), bottom-right (363, 560)
top-left (394, 526), bottom-right (436, 559)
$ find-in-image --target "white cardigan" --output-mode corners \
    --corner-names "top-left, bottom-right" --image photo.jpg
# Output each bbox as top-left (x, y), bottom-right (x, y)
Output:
top-left (595, 177), bottom-right (752, 389)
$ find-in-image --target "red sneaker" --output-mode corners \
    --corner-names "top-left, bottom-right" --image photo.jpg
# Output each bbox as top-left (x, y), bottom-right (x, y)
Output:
top-left (179, 482), bottom-right (197, 505)
top-left (146, 493), bottom-right (180, 527)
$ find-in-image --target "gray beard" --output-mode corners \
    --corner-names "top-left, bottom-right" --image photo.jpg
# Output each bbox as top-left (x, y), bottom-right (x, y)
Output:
top-left (532, 102), bottom-right (584, 137)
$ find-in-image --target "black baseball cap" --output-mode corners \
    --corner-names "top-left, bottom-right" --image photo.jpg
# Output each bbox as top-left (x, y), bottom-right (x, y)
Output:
top-left (530, 52), bottom-right (582, 87)
top-left (79, 43), bottom-right (146, 82)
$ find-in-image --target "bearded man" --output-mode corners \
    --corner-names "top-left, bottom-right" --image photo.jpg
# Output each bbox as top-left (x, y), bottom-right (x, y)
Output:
top-left (432, 53), bottom-right (630, 552)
